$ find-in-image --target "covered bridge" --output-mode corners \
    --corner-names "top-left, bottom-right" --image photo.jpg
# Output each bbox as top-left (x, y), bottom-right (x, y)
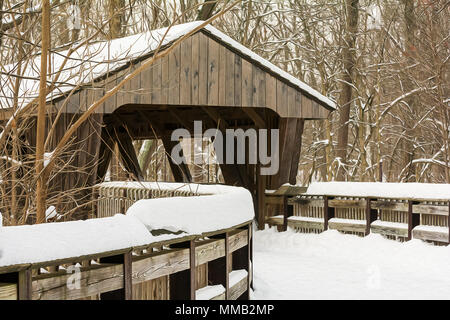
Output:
top-left (0, 21), bottom-right (335, 227)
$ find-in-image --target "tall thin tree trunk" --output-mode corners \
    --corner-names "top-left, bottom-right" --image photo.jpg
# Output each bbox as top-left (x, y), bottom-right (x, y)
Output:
top-left (336, 0), bottom-right (359, 181)
top-left (36, 0), bottom-right (51, 224)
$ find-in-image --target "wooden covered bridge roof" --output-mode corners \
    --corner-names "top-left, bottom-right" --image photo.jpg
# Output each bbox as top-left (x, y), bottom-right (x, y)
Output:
top-left (0, 21), bottom-right (335, 121)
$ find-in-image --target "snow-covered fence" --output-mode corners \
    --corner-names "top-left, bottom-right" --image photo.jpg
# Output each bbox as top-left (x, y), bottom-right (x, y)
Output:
top-left (95, 182), bottom-right (202, 218)
top-left (266, 182), bottom-right (450, 244)
top-left (0, 184), bottom-right (254, 300)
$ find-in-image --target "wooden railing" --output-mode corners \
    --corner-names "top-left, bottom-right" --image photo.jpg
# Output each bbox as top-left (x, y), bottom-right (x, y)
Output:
top-left (265, 188), bottom-right (450, 245)
top-left (1, 182), bottom-right (254, 300)
top-left (95, 182), bottom-right (201, 218)
top-left (0, 222), bottom-right (252, 300)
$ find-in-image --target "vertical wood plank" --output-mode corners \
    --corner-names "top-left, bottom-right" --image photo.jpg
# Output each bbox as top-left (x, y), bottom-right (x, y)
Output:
top-left (198, 33), bottom-right (208, 106)
top-left (252, 66), bottom-right (265, 107)
top-left (265, 74), bottom-right (277, 112)
top-left (191, 33), bottom-right (200, 105)
top-left (141, 62), bottom-right (153, 104)
top-left (104, 74), bottom-right (117, 113)
top-left (207, 38), bottom-right (219, 105)
top-left (218, 45), bottom-right (227, 106)
top-left (241, 59), bottom-right (253, 107)
top-left (295, 91), bottom-right (302, 118)
top-left (225, 49), bottom-right (235, 106)
top-left (18, 270), bottom-right (32, 300)
top-left (234, 55), bottom-right (242, 106)
top-left (161, 55), bottom-right (169, 105)
top-left (168, 45), bottom-right (180, 105)
top-left (180, 37), bottom-right (192, 105)
top-left (407, 200), bottom-right (413, 240)
top-left (151, 59), bottom-right (162, 104)
top-left (276, 80), bottom-right (287, 116)
top-left (287, 86), bottom-right (296, 117)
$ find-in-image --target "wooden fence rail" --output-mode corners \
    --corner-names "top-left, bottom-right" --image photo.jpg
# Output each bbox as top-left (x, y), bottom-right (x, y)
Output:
top-left (0, 223), bottom-right (252, 300)
top-left (266, 191), bottom-right (450, 245)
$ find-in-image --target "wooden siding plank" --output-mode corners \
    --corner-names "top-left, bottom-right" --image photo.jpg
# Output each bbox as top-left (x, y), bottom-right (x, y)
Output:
top-left (168, 45), bottom-right (180, 105)
top-left (207, 38), bottom-right (219, 105)
top-left (241, 59), bottom-right (253, 107)
top-left (161, 55), bottom-right (169, 105)
top-left (198, 33), bottom-right (208, 106)
top-left (252, 66), bottom-right (265, 107)
top-left (234, 55), bottom-right (242, 106)
top-left (265, 74), bottom-right (277, 112)
top-left (276, 80), bottom-right (287, 115)
top-left (104, 74), bottom-right (117, 113)
top-left (151, 59), bottom-right (162, 104)
top-left (225, 48), bottom-right (235, 106)
top-left (191, 33), bottom-right (200, 105)
top-left (180, 37), bottom-right (192, 105)
top-left (141, 61), bottom-right (153, 105)
top-left (218, 45), bottom-right (227, 106)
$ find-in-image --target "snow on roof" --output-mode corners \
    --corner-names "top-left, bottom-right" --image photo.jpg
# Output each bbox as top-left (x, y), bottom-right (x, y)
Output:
top-left (0, 21), bottom-right (335, 111)
top-left (0, 184), bottom-right (254, 268)
top-left (304, 182), bottom-right (450, 201)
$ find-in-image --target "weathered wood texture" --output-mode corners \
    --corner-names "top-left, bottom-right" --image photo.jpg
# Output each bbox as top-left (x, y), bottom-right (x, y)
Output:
top-left (50, 32), bottom-right (330, 119)
top-left (266, 190), bottom-right (450, 245)
top-left (3, 228), bottom-right (250, 300)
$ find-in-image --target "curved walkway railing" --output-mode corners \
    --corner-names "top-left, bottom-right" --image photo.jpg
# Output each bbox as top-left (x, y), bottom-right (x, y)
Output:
top-left (0, 183), bottom-right (254, 300)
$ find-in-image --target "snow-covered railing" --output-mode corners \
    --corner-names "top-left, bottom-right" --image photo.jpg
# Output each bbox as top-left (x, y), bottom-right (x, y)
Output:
top-left (265, 182), bottom-right (450, 244)
top-left (94, 181), bottom-right (204, 218)
top-left (0, 184), bottom-right (254, 300)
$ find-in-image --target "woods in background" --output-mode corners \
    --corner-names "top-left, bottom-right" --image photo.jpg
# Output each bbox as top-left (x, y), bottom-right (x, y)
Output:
top-left (0, 0), bottom-right (448, 224)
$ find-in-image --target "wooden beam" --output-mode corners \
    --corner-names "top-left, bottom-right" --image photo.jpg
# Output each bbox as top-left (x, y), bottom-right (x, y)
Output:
top-left (201, 106), bottom-right (228, 132)
top-left (242, 108), bottom-right (265, 129)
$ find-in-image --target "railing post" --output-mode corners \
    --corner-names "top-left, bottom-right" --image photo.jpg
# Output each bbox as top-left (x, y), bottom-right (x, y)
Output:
top-left (231, 224), bottom-right (251, 300)
top-left (99, 252), bottom-right (132, 300)
top-left (283, 196), bottom-right (293, 231)
top-left (323, 196), bottom-right (334, 231)
top-left (365, 198), bottom-right (377, 236)
top-left (169, 239), bottom-right (196, 300)
top-left (407, 200), bottom-right (413, 240)
top-left (208, 233), bottom-right (229, 299)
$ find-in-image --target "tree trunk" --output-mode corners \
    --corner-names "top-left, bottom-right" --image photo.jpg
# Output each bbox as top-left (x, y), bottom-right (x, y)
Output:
top-left (336, 0), bottom-right (359, 181)
top-left (36, 0), bottom-right (51, 224)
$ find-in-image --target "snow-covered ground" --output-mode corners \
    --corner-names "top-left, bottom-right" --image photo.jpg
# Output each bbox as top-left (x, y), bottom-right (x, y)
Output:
top-left (252, 227), bottom-right (450, 300)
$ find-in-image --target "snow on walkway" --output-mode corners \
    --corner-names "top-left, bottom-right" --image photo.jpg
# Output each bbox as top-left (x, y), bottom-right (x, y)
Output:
top-left (252, 227), bottom-right (450, 300)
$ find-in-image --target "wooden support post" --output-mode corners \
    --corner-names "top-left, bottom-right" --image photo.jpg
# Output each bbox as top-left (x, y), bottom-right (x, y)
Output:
top-left (99, 252), bottom-right (132, 300)
top-left (0, 269), bottom-right (32, 300)
top-left (407, 200), bottom-right (420, 241)
top-left (208, 233), bottom-right (229, 299)
top-left (283, 196), bottom-right (293, 231)
top-left (232, 224), bottom-right (250, 300)
top-left (365, 198), bottom-right (377, 236)
top-left (323, 196), bottom-right (334, 231)
top-left (256, 171), bottom-right (266, 230)
top-left (170, 240), bottom-right (196, 300)
top-left (407, 200), bottom-right (413, 241)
